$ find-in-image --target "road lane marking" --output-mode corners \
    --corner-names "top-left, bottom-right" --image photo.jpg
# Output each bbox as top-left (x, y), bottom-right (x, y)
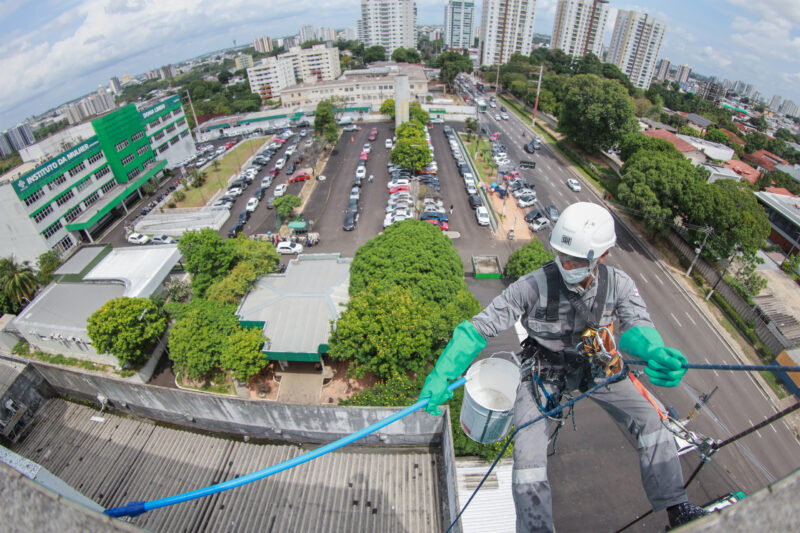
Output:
top-left (703, 359), bottom-right (718, 376)
top-left (771, 425), bottom-right (777, 433)
top-left (670, 313), bottom-right (682, 327)
top-left (653, 273), bottom-right (664, 285)
top-left (639, 273), bottom-right (649, 284)
top-left (684, 312), bottom-right (696, 326)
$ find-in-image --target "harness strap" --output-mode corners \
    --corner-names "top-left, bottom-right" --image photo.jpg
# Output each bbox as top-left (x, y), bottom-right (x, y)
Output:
top-left (562, 264), bottom-right (609, 329)
top-left (542, 261), bottom-right (560, 322)
top-left (628, 373), bottom-right (667, 420)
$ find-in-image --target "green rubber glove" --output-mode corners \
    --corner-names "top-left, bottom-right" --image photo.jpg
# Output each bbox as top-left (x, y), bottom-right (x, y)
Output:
top-left (619, 326), bottom-right (688, 387)
top-left (419, 320), bottom-right (487, 415)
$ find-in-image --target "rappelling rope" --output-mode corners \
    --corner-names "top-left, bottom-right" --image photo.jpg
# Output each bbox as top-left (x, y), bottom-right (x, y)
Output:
top-left (622, 360), bottom-right (800, 373)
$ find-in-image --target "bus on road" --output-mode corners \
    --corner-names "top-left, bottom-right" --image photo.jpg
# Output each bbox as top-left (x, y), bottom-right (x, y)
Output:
top-left (476, 98), bottom-right (487, 113)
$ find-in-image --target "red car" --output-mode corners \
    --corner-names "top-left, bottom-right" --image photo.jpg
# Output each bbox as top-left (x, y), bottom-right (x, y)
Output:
top-left (490, 132), bottom-right (501, 141)
top-left (269, 167), bottom-right (279, 177)
top-left (273, 138), bottom-right (287, 144)
top-left (426, 219), bottom-right (449, 231)
top-left (289, 172), bottom-right (311, 183)
top-left (360, 151), bottom-right (369, 161)
top-left (368, 128), bottom-right (378, 141)
top-left (389, 184), bottom-right (410, 194)
top-left (225, 141), bottom-right (234, 149)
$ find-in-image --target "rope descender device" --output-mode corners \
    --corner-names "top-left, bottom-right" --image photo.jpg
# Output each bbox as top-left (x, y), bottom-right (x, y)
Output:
top-left (579, 325), bottom-right (624, 378)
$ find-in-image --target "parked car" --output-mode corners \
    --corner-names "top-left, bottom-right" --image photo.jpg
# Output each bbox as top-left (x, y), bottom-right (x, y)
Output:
top-left (468, 194), bottom-right (482, 209)
top-left (420, 211), bottom-right (449, 222)
top-left (517, 194), bottom-right (537, 208)
top-left (389, 184), bottom-right (410, 194)
top-left (227, 223), bottom-right (244, 238)
top-left (274, 183), bottom-right (288, 197)
top-left (275, 158), bottom-right (286, 169)
top-left (289, 172), bottom-right (311, 183)
top-left (127, 233), bottom-right (150, 245)
top-left (151, 235), bottom-right (176, 245)
top-left (425, 219), bottom-right (450, 231)
top-left (368, 129), bottom-right (378, 141)
top-left (261, 176), bottom-right (273, 188)
top-left (246, 197), bottom-right (259, 212)
top-left (227, 186), bottom-right (243, 197)
top-left (343, 209), bottom-right (359, 231)
top-left (387, 178), bottom-right (410, 189)
top-left (359, 151), bottom-right (369, 161)
top-left (385, 139), bottom-right (393, 149)
top-left (275, 241), bottom-right (303, 254)
top-left (285, 161), bottom-right (297, 175)
top-left (524, 208), bottom-right (545, 223)
top-left (546, 205), bottom-right (560, 222)
top-left (238, 210), bottom-right (250, 224)
top-left (529, 217), bottom-right (551, 232)
top-left (350, 186), bottom-right (361, 201)
top-left (475, 206), bottom-right (490, 226)
top-left (362, 143), bottom-right (372, 153)
top-left (566, 178), bottom-right (582, 192)
top-left (500, 113), bottom-right (509, 120)
top-left (266, 196), bottom-right (275, 209)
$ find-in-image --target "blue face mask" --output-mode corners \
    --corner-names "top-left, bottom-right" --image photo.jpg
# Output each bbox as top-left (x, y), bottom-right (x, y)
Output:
top-left (555, 255), bottom-right (592, 287)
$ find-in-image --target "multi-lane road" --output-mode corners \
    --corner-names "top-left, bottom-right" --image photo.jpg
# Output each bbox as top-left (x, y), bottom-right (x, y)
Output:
top-left (479, 97), bottom-right (800, 496)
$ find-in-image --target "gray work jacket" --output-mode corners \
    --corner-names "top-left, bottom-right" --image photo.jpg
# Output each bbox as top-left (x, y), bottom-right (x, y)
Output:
top-left (472, 265), bottom-right (654, 352)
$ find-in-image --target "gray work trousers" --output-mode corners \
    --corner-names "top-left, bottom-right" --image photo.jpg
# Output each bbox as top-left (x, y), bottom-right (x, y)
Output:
top-left (511, 371), bottom-right (687, 532)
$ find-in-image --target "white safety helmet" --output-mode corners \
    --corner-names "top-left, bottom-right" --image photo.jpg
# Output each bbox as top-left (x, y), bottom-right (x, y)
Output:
top-left (549, 202), bottom-right (616, 263)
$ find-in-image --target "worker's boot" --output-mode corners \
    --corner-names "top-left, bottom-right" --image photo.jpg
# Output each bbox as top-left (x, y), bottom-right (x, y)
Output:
top-left (667, 502), bottom-right (709, 528)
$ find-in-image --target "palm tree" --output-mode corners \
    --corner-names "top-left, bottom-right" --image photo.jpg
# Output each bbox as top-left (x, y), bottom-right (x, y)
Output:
top-left (0, 256), bottom-right (38, 306)
top-left (465, 118), bottom-right (478, 142)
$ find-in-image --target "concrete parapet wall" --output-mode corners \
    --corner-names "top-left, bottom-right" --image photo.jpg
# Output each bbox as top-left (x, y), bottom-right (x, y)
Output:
top-left (30, 362), bottom-right (447, 446)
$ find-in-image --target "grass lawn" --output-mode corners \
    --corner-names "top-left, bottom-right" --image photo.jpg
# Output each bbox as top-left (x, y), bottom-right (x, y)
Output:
top-left (175, 139), bottom-right (264, 208)
top-left (459, 134), bottom-right (501, 184)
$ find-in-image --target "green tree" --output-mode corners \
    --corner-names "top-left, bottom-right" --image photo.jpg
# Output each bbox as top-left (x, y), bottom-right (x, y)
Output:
top-left (86, 297), bottom-right (166, 367)
top-left (36, 250), bottom-right (62, 285)
top-left (749, 115), bottom-right (768, 132)
top-left (408, 102), bottom-right (429, 126)
top-left (618, 132), bottom-right (676, 161)
top-left (217, 71), bottom-right (231, 84)
top-left (340, 371), bottom-right (424, 406)
top-left (229, 234), bottom-right (280, 274)
top-left (314, 98), bottom-right (336, 135)
top-left (732, 255), bottom-right (767, 298)
top-left (391, 47), bottom-right (421, 64)
top-left (558, 74), bottom-right (639, 153)
top-left (206, 262), bottom-right (258, 305)
top-left (274, 194), bottom-right (302, 219)
top-left (380, 98), bottom-right (396, 120)
top-left (168, 299), bottom-right (241, 380)
top-left (390, 136), bottom-right (432, 173)
top-left (364, 45), bottom-right (387, 63)
top-left (464, 118), bottom-right (479, 141)
top-left (178, 229), bottom-right (236, 297)
top-left (0, 257), bottom-right (38, 306)
top-left (396, 121), bottom-right (425, 139)
top-left (705, 128), bottom-right (729, 144)
top-left (434, 51), bottom-right (473, 87)
top-left (323, 122), bottom-right (340, 145)
top-left (329, 285), bottom-right (446, 379)
top-left (220, 328), bottom-right (268, 381)
top-left (504, 239), bottom-right (555, 280)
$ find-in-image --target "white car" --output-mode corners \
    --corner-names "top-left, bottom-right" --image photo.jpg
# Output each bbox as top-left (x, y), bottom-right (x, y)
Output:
top-left (127, 233), bottom-right (150, 245)
top-left (566, 179), bottom-right (582, 192)
top-left (501, 113), bottom-right (509, 120)
top-left (317, 175), bottom-right (327, 181)
top-left (529, 218), bottom-right (551, 232)
top-left (475, 206), bottom-right (490, 226)
top-left (216, 146), bottom-right (226, 155)
top-left (466, 183), bottom-right (478, 195)
top-left (246, 197), bottom-right (259, 212)
top-left (151, 234), bottom-right (176, 245)
top-left (275, 158), bottom-right (286, 169)
top-left (285, 145), bottom-right (296, 156)
top-left (356, 167), bottom-right (367, 179)
top-left (227, 187), bottom-right (243, 197)
top-left (275, 241), bottom-right (303, 255)
top-left (387, 178), bottom-right (410, 189)
top-left (385, 139), bottom-right (393, 149)
top-left (384, 212), bottom-right (412, 228)
top-left (304, 139), bottom-right (313, 147)
top-left (363, 143), bottom-right (372, 153)
top-left (261, 177), bottom-right (273, 188)
top-left (495, 114), bottom-right (502, 121)
top-left (517, 194), bottom-right (537, 208)
top-left (274, 183), bottom-right (288, 197)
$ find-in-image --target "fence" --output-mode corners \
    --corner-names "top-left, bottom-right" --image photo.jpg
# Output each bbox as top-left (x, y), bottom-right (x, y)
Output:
top-left (667, 231), bottom-right (791, 356)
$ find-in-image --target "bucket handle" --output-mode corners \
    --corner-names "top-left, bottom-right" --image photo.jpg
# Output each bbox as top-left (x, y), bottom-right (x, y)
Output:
top-left (487, 350), bottom-right (522, 367)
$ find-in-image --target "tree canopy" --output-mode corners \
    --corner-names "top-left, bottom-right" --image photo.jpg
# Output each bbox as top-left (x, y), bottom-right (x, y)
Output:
top-left (363, 46), bottom-right (387, 63)
top-left (87, 297), bottom-right (166, 367)
top-left (314, 98), bottom-right (336, 135)
top-left (274, 194), bottom-right (302, 219)
top-left (391, 47), bottom-right (421, 64)
top-left (0, 256), bottom-right (38, 308)
top-left (379, 98), bottom-right (395, 120)
top-left (434, 51), bottom-right (473, 86)
top-left (504, 239), bottom-right (555, 280)
top-left (558, 74), bottom-right (639, 153)
top-left (178, 228), bottom-right (237, 297)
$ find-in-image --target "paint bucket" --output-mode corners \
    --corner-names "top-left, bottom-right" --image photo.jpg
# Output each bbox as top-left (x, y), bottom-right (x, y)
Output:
top-left (459, 357), bottom-right (520, 444)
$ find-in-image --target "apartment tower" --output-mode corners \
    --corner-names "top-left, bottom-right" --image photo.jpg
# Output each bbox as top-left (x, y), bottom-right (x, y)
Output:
top-left (551, 0), bottom-right (610, 58)
top-left (606, 10), bottom-right (666, 89)
top-left (479, 0), bottom-right (538, 67)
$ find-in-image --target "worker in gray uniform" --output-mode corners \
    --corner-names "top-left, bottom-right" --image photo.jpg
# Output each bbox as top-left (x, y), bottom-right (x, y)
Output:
top-left (419, 202), bottom-right (708, 531)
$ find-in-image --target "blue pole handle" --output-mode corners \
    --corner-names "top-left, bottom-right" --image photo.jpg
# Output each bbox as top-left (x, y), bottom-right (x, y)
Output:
top-left (105, 377), bottom-right (467, 518)
top-left (622, 360), bottom-right (800, 372)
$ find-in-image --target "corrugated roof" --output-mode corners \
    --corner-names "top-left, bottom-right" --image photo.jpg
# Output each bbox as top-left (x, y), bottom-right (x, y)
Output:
top-left (237, 254), bottom-right (351, 354)
top-left (456, 459), bottom-right (516, 533)
top-left (13, 399), bottom-right (444, 533)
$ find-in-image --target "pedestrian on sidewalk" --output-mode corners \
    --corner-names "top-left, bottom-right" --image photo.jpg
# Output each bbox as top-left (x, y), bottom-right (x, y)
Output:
top-left (450, 204), bottom-right (454, 214)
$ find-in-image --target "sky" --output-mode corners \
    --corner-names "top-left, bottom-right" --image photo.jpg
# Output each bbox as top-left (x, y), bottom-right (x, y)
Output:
top-left (1, 0), bottom-right (799, 132)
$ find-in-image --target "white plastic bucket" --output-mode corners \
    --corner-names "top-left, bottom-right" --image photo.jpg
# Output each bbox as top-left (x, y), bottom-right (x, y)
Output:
top-left (459, 357), bottom-right (520, 444)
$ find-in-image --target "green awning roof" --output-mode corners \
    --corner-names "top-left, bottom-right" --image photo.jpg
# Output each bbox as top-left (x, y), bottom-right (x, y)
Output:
top-left (266, 351), bottom-right (320, 362)
top-left (66, 161), bottom-right (167, 231)
top-left (287, 221), bottom-right (307, 230)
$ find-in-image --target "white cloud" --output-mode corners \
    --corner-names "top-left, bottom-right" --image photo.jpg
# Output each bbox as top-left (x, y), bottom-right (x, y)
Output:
top-left (0, 0), bottom-right (356, 122)
top-left (691, 45), bottom-right (732, 69)
top-left (727, 0), bottom-right (800, 26)
top-left (730, 16), bottom-right (800, 62)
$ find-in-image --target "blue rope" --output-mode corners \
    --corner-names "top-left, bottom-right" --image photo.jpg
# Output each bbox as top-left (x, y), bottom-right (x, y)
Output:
top-left (445, 370), bottom-right (628, 533)
top-left (104, 377), bottom-right (468, 518)
top-left (622, 360), bottom-right (800, 372)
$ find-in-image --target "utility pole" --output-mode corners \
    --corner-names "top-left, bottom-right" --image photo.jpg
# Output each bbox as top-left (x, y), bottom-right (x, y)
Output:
top-left (706, 247), bottom-right (738, 301)
top-left (531, 65), bottom-right (543, 130)
top-left (686, 226), bottom-right (712, 277)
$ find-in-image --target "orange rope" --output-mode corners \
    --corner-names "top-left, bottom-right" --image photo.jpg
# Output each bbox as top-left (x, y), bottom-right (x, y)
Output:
top-left (628, 373), bottom-right (667, 420)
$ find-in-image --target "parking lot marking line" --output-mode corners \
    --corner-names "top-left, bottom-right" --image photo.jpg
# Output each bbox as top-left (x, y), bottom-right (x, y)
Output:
top-left (684, 312), bottom-right (696, 326)
top-left (771, 424), bottom-right (777, 433)
top-left (670, 313), bottom-right (682, 327)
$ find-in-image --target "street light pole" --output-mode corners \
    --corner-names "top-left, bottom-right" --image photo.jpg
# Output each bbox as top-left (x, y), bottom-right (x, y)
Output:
top-left (706, 246), bottom-right (738, 301)
top-left (686, 226), bottom-right (712, 277)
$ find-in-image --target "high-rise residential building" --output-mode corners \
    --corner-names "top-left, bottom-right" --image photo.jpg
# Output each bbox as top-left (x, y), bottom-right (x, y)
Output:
top-left (444, 1), bottom-right (476, 50)
top-left (780, 100), bottom-right (798, 117)
top-left (655, 58), bottom-right (670, 82)
top-left (5, 123), bottom-right (36, 152)
top-left (299, 25), bottom-right (316, 44)
top-left (316, 27), bottom-right (337, 42)
top-left (341, 26), bottom-right (358, 40)
top-left (357, 0), bottom-right (417, 55)
top-left (769, 94), bottom-right (783, 111)
top-left (253, 36), bottom-right (274, 54)
top-left (61, 103), bottom-right (84, 125)
top-left (235, 54), bottom-right (254, 71)
top-left (479, 0), bottom-right (538, 67)
top-left (675, 63), bottom-right (691, 84)
top-left (606, 10), bottom-right (666, 89)
top-left (279, 44), bottom-right (342, 83)
top-left (0, 133), bottom-right (13, 157)
top-left (743, 83), bottom-right (754, 97)
top-left (551, 0), bottom-right (609, 58)
top-left (247, 57), bottom-right (296, 100)
top-left (109, 77), bottom-right (122, 96)
top-left (283, 36), bottom-right (300, 49)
